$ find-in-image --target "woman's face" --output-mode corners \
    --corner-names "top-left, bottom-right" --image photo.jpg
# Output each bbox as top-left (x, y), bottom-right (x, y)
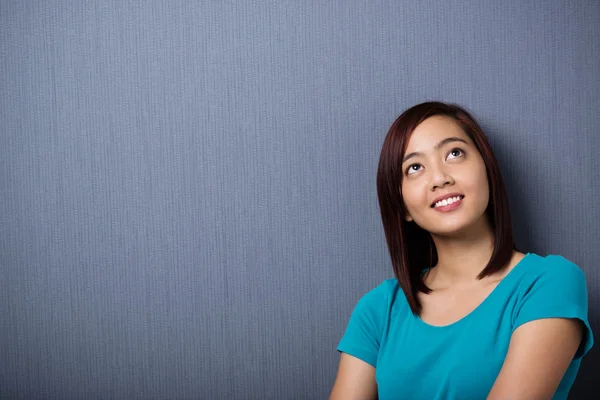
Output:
top-left (400, 116), bottom-right (490, 236)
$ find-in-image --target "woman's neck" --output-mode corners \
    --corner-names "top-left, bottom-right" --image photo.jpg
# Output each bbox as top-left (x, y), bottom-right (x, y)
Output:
top-left (428, 216), bottom-right (496, 287)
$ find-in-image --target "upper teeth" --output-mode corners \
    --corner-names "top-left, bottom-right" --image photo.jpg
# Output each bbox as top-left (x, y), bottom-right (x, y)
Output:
top-left (434, 196), bottom-right (462, 208)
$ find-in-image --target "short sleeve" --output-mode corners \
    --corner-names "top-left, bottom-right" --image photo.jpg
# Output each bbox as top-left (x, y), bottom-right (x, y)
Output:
top-left (512, 255), bottom-right (594, 359)
top-left (336, 280), bottom-right (391, 367)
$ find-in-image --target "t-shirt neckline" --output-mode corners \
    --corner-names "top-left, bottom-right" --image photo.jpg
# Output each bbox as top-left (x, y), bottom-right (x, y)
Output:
top-left (414, 252), bottom-right (532, 329)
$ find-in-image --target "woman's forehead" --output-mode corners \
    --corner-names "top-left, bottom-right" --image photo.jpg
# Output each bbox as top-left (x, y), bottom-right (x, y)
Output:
top-left (405, 116), bottom-right (471, 152)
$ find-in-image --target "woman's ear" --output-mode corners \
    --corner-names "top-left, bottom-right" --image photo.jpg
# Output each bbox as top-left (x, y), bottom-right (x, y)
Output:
top-left (405, 213), bottom-right (413, 222)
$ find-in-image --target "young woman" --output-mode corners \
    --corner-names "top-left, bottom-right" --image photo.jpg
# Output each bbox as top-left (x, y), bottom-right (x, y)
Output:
top-left (329, 102), bottom-right (594, 400)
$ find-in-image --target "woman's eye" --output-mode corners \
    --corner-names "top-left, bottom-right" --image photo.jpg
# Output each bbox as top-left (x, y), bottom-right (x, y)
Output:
top-left (447, 148), bottom-right (464, 159)
top-left (406, 164), bottom-right (422, 175)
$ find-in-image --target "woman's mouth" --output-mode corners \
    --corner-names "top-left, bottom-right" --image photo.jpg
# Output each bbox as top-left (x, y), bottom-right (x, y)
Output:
top-left (432, 195), bottom-right (464, 212)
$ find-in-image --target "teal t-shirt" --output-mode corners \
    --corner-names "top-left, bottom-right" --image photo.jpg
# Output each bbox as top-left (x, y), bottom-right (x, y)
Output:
top-left (337, 253), bottom-right (594, 399)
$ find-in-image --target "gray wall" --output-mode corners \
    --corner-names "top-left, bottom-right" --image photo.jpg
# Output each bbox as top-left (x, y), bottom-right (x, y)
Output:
top-left (1, 1), bottom-right (598, 399)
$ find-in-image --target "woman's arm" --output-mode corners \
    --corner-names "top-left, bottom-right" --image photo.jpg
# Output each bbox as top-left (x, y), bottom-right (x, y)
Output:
top-left (487, 318), bottom-right (583, 400)
top-left (329, 353), bottom-right (378, 400)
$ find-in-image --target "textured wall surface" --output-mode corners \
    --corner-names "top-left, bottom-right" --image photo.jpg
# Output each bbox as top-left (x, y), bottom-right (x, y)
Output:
top-left (1, 1), bottom-right (598, 399)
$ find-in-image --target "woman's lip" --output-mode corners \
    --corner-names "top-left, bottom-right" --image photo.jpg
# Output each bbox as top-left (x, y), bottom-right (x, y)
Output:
top-left (433, 197), bottom-right (463, 212)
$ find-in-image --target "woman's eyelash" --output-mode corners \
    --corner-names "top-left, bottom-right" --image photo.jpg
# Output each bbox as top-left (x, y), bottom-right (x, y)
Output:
top-left (405, 164), bottom-right (421, 174)
top-left (448, 148), bottom-right (464, 157)
top-left (405, 148), bottom-right (465, 175)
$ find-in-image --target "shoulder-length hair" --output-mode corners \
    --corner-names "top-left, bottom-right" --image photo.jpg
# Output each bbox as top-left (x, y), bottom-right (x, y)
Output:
top-left (376, 101), bottom-right (516, 314)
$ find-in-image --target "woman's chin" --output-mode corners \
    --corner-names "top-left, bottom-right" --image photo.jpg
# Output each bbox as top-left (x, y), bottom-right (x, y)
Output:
top-left (428, 216), bottom-right (490, 238)
top-left (429, 226), bottom-right (470, 238)
top-left (415, 216), bottom-right (474, 235)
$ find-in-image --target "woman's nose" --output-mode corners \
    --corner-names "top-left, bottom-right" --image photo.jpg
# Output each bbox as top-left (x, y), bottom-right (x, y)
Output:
top-left (429, 166), bottom-right (454, 190)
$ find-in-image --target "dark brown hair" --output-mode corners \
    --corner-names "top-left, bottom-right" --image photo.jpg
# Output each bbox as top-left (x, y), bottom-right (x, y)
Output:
top-left (376, 101), bottom-right (516, 314)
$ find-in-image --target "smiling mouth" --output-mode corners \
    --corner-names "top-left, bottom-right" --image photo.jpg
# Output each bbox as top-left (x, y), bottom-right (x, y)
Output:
top-left (431, 195), bottom-right (464, 209)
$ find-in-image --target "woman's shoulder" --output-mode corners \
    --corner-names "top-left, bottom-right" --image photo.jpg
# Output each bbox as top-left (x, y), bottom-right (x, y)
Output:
top-left (509, 252), bottom-right (593, 356)
top-left (356, 278), bottom-right (413, 320)
top-left (507, 252), bottom-right (589, 310)
top-left (517, 252), bottom-right (585, 282)
top-left (359, 278), bottom-right (400, 304)
top-left (351, 277), bottom-right (407, 313)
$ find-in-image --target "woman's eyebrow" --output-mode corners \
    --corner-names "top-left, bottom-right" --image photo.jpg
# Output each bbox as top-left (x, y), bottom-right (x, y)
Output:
top-left (402, 137), bottom-right (468, 164)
